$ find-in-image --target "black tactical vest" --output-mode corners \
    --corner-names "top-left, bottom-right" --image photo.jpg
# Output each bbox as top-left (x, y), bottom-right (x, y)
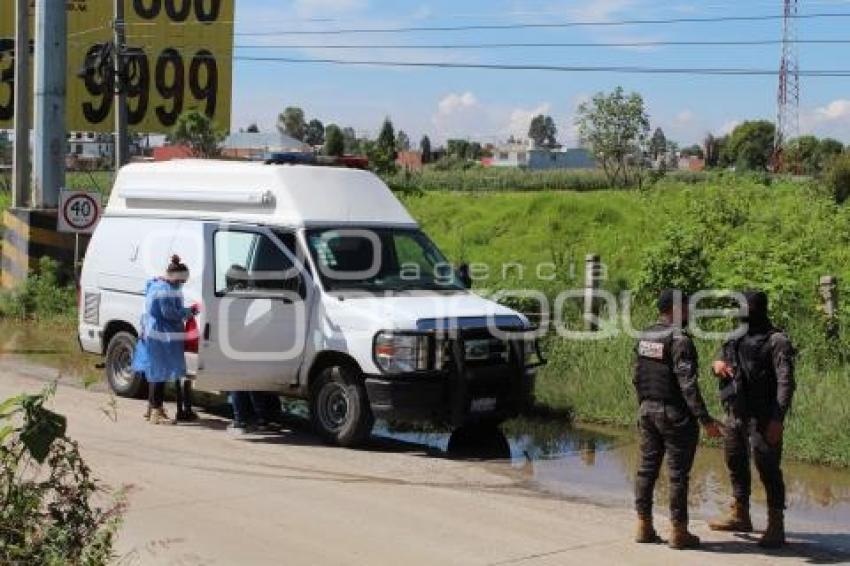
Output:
top-left (735, 330), bottom-right (780, 415)
top-left (635, 323), bottom-right (687, 407)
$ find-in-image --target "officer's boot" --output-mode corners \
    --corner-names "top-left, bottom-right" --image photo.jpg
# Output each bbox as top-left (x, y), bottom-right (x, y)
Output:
top-left (635, 515), bottom-right (662, 544)
top-left (668, 522), bottom-right (700, 550)
top-left (758, 508), bottom-right (786, 548)
top-left (708, 500), bottom-right (753, 532)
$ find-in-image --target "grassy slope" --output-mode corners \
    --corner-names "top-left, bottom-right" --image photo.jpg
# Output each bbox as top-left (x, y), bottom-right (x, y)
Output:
top-left (404, 178), bottom-right (850, 466)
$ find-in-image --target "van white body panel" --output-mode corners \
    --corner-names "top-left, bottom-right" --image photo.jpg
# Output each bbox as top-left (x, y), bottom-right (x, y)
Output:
top-left (107, 160), bottom-right (417, 228)
top-left (80, 160), bottom-right (528, 402)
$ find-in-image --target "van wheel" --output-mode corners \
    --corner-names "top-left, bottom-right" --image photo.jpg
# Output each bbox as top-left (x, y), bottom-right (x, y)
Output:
top-left (105, 331), bottom-right (147, 399)
top-left (310, 365), bottom-right (374, 447)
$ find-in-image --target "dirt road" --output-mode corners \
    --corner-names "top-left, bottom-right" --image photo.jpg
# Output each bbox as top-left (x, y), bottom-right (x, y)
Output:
top-left (2, 359), bottom-right (847, 566)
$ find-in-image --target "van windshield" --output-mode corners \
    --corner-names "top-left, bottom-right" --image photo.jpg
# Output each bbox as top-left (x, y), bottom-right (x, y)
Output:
top-left (305, 228), bottom-right (467, 292)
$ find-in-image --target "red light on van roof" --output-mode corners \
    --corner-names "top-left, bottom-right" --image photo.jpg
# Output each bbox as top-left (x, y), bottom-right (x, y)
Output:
top-left (336, 156), bottom-right (370, 169)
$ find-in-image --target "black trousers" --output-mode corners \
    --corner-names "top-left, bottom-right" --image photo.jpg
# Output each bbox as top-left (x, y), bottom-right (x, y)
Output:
top-left (635, 400), bottom-right (699, 523)
top-left (147, 379), bottom-right (193, 412)
top-left (722, 414), bottom-right (786, 510)
top-left (174, 378), bottom-right (193, 413)
top-left (148, 382), bottom-right (165, 409)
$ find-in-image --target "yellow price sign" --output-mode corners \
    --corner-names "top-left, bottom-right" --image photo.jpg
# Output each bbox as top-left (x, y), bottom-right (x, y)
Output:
top-left (0, 0), bottom-right (233, 133)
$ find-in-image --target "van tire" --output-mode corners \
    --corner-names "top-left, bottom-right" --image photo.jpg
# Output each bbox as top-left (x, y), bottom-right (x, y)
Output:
top-left (310, 365), bottom-right (374, 447)
top-left (105, 331), bottom-right (147, 399)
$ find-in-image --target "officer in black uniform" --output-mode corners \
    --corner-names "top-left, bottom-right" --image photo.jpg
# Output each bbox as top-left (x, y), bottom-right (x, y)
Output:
top-left (634, 289), bottom-right (722, 549)
top-left (709, 290), bottom-right (796, 548)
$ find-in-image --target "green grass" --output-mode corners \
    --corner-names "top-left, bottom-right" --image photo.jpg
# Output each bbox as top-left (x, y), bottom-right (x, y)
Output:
top-left (404, 176), bottom-right (850, 466)
top-left (387, 166), bottom-right (708, 193)
top-left (65, 171), bottom-right (114, 194)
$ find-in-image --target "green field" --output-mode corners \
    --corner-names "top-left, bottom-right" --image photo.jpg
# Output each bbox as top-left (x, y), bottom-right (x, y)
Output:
top-left (2, 170), bottom-right (849, 465)
top-left (403, 176), bottom-right (850, 466)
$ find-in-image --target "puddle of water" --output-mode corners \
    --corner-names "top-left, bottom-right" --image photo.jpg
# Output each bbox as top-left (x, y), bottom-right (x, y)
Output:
top-left (377, 420), bottom-right (850, 532)
top-left (4, 319), bottom-right (849, 531)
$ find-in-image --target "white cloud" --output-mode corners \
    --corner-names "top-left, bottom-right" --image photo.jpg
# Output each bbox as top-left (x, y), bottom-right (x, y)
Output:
top-left (567, 0), bottom-right (639, 22)
top-left (507, 103), bottom-right (552, 140)
top-left (437, 92), bottom-right (479, 116)
top-left (719, 120), bottom-right (741, 135)
top-left (815, 99), bottom-right (850, 121)
top-left (430, 93), bottom-right (570, 145)
top-left (800, 99), bottom-right (850, 141)
top-left (292, 0), bottom-right (368, 16)
top-left (674, 110), bottom-right (695, 125)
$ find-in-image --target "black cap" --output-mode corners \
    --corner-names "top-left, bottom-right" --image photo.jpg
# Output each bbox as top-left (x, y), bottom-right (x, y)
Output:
top-left (657, 288), bottom-right (688, 313)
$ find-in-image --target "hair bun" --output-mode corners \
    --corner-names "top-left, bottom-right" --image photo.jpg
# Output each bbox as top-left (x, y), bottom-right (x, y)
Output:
top-left (170, 254), bottom-right (181, 265)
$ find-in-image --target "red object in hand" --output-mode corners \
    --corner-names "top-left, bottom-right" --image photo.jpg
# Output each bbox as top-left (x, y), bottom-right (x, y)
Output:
top-left (185, 316), bottom-right (199, 353)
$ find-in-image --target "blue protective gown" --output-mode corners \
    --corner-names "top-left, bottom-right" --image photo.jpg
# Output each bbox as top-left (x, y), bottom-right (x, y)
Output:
top-left (131, 278), bottom-right (192, 383)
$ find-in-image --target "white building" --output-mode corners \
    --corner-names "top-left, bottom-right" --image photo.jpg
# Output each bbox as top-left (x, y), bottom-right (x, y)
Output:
top-left (486, 139), bottom-right (596, 170)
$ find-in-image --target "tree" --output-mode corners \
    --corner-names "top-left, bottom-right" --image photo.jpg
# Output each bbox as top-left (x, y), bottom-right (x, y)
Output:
top-left (528, 114), bottom-right (558, 148)
top-left (575, 87), bottom-right (650, 186)
top-left (704, 134), bottom-right (721, 167)
top-left (649, 128), bottom-right (667, 161)
top-left (246, 123), bottom-right (260, 133)
top-left (725, 120), bottom-right (775, 171)
top-left (784, 135), bottom-right (820, 174)
top-left (369, 117), bottom-right (398, 175)
top-left (396, 130), bottom-right (411, 152)
top-left (420, 135), bottom-right (432, 164)
top-left (819, 138), bottom-right (844, 165)
top-left (665, 140), bottom-right (680, 169)
top-left (170, 110), bottom-right (226, 158)
top-left (826, 153), bottom-right (850, 204)
top-left (324, 124), bottom-right (345, 157)
top-left (342, 127), bottom-right (358, 154)
top-left (305, 118), bottom-right (325, 147)
top-left (447, 139), bottom-right (471, 159)
top-left (278, 107), bottom-right (306, 141)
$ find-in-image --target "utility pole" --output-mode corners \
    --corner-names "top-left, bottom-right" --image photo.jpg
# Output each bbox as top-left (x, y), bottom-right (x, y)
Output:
top-left (11, 0), bottom-right (30, 208)
top-left (114, 0), bottom-right (129, 169)
top-left (32, 0), bottom-right (66, 208)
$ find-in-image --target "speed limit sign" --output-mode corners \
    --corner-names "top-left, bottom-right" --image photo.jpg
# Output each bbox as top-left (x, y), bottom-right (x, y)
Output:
top-left (58, 190), bottom-right (102, 234)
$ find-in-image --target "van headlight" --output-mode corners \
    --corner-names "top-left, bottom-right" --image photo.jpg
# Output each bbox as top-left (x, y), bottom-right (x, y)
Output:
top-left (373, 332), bottom-right (431, 374)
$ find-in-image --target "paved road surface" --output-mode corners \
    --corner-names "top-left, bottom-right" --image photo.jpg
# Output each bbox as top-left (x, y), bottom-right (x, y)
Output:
top-left (1, 359), bottom-right (848, 566)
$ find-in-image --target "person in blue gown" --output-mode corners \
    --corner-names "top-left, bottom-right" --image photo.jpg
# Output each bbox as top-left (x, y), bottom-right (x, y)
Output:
top-left (133, 255), bottom-right (198, 424)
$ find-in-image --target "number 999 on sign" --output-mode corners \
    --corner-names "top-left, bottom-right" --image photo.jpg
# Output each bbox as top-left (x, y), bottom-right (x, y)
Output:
top-left (0, 0), bottom-right (233, 134)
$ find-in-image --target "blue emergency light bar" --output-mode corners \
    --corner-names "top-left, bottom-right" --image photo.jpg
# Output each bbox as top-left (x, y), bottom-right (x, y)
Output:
top-left (264, 153), bottom-right (370, 170)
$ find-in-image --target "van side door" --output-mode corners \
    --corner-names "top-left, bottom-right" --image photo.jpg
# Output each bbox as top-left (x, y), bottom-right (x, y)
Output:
top-left (196, 223), bottom-right (312, 392)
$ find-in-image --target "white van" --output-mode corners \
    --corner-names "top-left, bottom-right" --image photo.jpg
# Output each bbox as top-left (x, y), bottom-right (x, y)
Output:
top-left (79, 159), bottom-right (542, 446)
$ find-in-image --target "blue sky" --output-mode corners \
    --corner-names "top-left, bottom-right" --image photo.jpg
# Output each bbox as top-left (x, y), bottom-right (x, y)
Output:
top-left (232, 0), bottom-right (850, 146)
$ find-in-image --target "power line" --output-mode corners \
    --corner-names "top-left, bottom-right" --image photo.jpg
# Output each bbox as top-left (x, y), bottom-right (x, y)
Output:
top-left (233, 38), bottom-right (850, 50)
top-left (234, 11), bottom-right (850, 36)
top-left (231, 55), bottom-right (850, 77)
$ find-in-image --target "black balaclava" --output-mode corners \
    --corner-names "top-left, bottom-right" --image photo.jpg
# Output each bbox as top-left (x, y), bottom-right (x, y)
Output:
top-left (743, 290), bottom-right (771, 334)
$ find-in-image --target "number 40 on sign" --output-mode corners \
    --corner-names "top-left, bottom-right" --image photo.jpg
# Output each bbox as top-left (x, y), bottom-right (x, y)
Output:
top-left (58, 190), bottom-right (102, 235)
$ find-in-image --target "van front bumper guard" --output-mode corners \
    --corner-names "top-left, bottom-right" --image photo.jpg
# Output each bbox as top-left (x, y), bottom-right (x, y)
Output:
top-left (365, 331), bottom-right (542, 427)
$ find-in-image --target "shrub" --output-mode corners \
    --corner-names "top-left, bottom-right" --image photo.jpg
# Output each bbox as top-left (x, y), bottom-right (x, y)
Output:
top-left (634, 226), bottom-right (711, 297)
top-left (826, 153), bottom-right (850, 204)
top-left (0, 257), bottom-right (77, 320)
top-left (0, 386), bottom-right (126, 564)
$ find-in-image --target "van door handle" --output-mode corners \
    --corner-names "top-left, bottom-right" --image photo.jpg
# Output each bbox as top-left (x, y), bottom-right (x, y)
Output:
top-left (203, 323), bottom-right (210, 341)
